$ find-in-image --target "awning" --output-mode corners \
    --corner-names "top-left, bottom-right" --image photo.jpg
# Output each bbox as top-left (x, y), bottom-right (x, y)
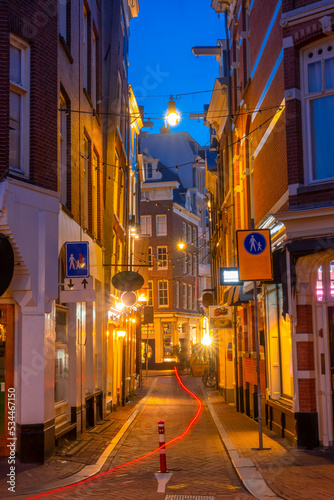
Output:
top-left (223, 285), bottom-right (257, 306)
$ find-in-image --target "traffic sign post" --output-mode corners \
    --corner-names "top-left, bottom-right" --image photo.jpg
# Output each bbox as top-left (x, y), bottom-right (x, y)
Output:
top-left (65, 241), bottom-right (90, 278)
top-left (236, 230), bottom-right (272, 281)
top-left (236, 230), bottom-right (272, 451)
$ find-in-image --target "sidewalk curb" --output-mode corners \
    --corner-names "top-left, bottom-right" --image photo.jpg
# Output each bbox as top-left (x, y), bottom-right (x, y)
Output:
top-left (200, 385), bottom-right (282, 500)
top-left (15, 379), bottom-right (158, 498)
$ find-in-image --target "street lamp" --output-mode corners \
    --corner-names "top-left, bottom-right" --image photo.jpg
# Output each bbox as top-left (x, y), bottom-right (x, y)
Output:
top-left (117, 330), bottom-right (126, 406)
top-left (166, 96), bottom-right (180, 126)
top-left (177, 240), bottom-right (186, 251)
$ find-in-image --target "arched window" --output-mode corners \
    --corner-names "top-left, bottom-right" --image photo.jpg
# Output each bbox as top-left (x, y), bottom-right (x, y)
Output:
top-left (316, 260), bottom-right (334, 301)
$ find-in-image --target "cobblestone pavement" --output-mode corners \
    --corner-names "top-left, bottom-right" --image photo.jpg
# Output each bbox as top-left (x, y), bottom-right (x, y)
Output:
top-left (206, 388), bottom-right (334, 500)
top-left (0, 375), bottom-right (251, 500)
top-left (1, 372), bottom-right (334, 500)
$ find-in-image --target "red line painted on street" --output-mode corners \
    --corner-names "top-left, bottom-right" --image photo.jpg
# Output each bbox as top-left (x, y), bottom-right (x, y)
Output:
top-left (26, 367), bottom-right (203, 499)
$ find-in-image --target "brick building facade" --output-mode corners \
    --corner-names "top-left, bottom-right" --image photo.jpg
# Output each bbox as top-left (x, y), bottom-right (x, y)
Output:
top-left (0, 0), bottom-right (141, 463)
top-left (203, 0), bottom-right (334, 448)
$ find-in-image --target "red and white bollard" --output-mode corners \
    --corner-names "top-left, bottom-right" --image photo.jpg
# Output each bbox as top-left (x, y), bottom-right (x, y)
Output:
top-left (158, 420), bottom-right (167, 473)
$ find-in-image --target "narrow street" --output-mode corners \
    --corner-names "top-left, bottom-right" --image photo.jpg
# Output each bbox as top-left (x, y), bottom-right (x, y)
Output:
top-left (27, 374), bottom-right (252, 500)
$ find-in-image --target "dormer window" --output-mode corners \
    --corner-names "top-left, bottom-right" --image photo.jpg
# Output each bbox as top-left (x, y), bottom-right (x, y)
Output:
top-left (146, 162), bottom-right (153, 179)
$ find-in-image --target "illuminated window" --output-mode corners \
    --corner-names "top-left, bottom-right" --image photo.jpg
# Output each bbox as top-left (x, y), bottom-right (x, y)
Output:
top-left (316, 265), bottom-right (323, 301)
top-left (330, 261), bottom-right (334, 299)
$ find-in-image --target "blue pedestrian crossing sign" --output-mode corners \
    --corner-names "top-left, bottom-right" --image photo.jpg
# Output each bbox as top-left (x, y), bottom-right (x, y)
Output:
top-left (65, 241), bottom-right (90, 278)
top-left (237, 230), bottom-right (272, 281)
top-left (244, 232), bottom-right (267, 255)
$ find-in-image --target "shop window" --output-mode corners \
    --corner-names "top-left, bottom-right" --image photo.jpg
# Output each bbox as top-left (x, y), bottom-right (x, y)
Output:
top-left (265, 284), bottom-right (293, 400)
top-left (55, 305), bottom-right (69, 403)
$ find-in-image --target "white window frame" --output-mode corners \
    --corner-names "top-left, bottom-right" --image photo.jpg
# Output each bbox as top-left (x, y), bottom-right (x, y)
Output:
top-left (148, 246), bottom-right (153, 269)
top-left (156, 214), bottom-right (167, 236)
top-left (140, 215), bottom-right (152, 236)
top-left (302, 38), bottom-right (334, 184)
top-left (9, 34), bottom-right (30, 176)
top-left (158, 280), bottom-right (168, 307)
top-left (157, 246), bottom-right (168, 270)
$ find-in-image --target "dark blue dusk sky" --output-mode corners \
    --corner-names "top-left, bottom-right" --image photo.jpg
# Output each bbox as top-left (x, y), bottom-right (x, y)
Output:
top-left (129, 1), bottom-right (225, 146)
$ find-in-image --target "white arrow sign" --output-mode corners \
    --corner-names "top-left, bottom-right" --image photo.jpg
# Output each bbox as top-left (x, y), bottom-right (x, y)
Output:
top-left (64, 277), bottom-right (93, 291)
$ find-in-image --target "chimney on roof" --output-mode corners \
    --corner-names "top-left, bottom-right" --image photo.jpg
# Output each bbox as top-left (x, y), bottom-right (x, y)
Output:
top-left (160, 124), bottom-right (171, 134)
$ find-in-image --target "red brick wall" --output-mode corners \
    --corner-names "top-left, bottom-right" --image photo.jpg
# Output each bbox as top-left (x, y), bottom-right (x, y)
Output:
top-left (298, 378), bottom-right (316, 412)
top-left (1, 0), bottom-right (58, 190)
top-left (296, 304), bottom-right (313, 333)
top-left (297, 341), bottom-right (314, 371)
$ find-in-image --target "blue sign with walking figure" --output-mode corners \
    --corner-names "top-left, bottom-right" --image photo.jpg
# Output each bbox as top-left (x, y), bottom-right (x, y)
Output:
top-left (65, 241), bottom-right (90, 278)
top-left (244, 232), bottom-right (267, 255)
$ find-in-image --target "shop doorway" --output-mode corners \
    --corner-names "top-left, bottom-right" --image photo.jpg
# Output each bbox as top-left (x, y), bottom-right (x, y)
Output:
top-left (0, 305), bottom-right (14, 457)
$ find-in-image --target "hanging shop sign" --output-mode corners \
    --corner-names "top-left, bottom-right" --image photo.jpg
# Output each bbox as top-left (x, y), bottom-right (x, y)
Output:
top-left (65, 241), bottom-right (89, 278)
top-left (209, 305), bottom-right (233, 329)
top-left (112, 271), bottom-right (144, 292)
top-left (220, 267), bottom-right (242, 286)
top-left (0, 234), bottom-right (14, 297)
top-left (236, 229), bottom-right (273, 281)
